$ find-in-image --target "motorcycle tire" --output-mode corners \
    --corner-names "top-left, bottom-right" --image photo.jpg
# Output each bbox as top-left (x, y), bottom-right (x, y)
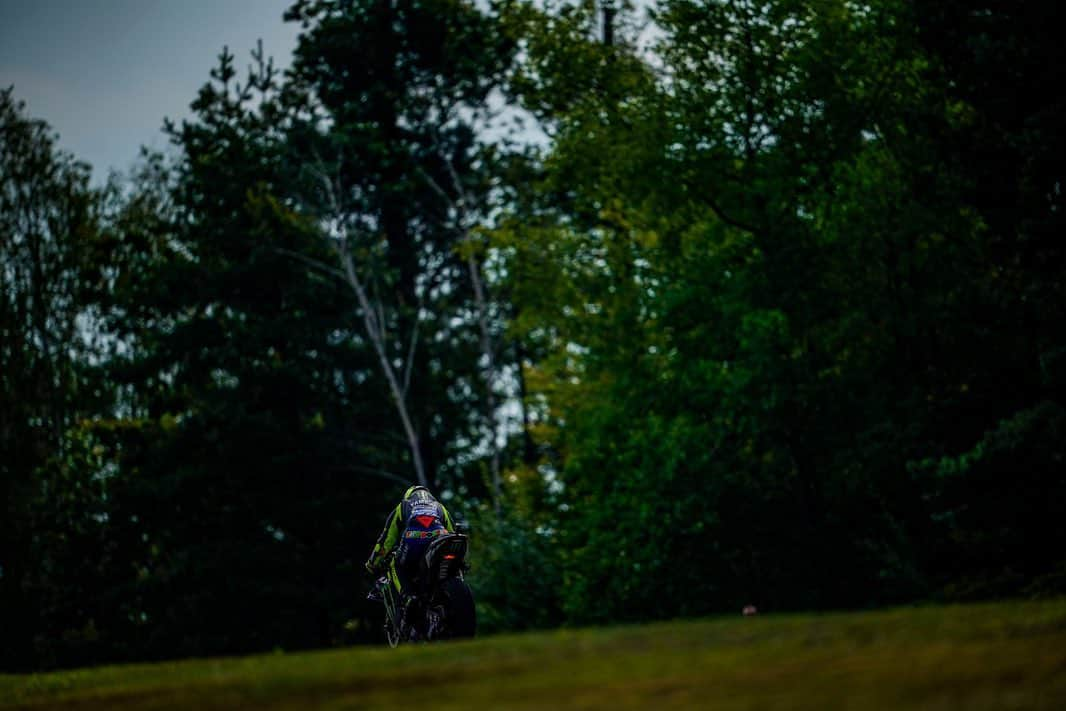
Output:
top-left (385, 621), bottom-right (401, 648)
top-left (442, 577), bottom-right (477, 639)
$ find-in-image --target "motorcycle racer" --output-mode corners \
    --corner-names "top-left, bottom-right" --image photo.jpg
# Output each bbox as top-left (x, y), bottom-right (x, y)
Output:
top-left (365, 485), bottom-right (456, 596)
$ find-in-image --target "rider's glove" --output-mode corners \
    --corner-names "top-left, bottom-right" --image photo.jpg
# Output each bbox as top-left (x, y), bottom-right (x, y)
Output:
top-left (365, 557), bottom-right (379, 575)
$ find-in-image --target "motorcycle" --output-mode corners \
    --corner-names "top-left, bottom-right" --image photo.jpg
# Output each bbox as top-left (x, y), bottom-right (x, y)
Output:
top-left (369, 533), bottom-right (476, 646)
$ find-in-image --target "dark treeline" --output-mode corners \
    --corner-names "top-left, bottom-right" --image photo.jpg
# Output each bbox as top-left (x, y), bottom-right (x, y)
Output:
top-left (2, 0), bottom-right (1064, 671)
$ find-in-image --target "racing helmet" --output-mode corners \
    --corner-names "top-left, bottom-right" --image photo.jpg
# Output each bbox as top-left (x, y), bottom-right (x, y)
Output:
top-left (403, 485), bottom-right (436, 503)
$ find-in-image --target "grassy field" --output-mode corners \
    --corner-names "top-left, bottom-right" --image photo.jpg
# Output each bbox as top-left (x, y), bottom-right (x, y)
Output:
top-left (3, 599), bottom-right (1065, 710)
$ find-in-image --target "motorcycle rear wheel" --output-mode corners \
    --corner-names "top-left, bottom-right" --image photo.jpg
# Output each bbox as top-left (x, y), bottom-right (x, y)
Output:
top-left (441, 577), bottom-right (476, 639)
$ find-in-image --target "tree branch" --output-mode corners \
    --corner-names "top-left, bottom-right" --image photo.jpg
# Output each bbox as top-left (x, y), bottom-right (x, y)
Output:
top-left (274, 247), bottom-right (348, 282)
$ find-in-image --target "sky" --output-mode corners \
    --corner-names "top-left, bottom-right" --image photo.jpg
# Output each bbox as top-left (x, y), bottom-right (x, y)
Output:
top-left (0, 0), bottom-right (299, 182)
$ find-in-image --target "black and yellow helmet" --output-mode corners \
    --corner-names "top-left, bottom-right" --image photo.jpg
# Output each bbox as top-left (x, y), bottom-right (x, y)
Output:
top-left (403, 485), bottom-right (436, 503)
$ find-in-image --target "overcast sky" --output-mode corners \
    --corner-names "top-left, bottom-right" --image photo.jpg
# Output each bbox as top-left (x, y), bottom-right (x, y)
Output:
top-left (0, 0), bottom-right (299, 182)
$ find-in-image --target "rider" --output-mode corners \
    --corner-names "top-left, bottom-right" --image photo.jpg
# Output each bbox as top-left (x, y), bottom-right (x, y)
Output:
top-left (365, 485), bottom-right (456, 597)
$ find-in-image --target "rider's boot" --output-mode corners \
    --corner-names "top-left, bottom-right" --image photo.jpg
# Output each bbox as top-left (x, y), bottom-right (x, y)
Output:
top-left (366, 575), bottom-right (389, 602)
top-left (400, 596), bottom-right (421, 641)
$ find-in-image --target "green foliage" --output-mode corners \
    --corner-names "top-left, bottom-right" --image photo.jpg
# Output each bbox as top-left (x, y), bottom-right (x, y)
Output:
top-left (468, 505), bottom-right (565, 633)
top-left (494, 0), bottom-right (1066, 624)
top-left (913, 402), bottom-right (1066, 599)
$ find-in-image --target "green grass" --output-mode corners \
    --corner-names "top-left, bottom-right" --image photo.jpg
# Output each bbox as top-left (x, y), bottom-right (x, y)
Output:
top-left (3, 599), bottom-right (1066, 710)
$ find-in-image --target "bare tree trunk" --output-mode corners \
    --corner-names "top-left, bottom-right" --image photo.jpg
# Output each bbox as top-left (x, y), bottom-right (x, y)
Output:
top-left (302, 163), bottom-right (429, 488)
top-left (335, 240), bottom-right (428, 487)
top-left (516, 338), bottom-right (537, 466)
top-left (602, 0), bottom-right (615, 47)
top-left (417, 134), bottom-right (504, 511)
top-left (466, 251), bottom-right (501, 514)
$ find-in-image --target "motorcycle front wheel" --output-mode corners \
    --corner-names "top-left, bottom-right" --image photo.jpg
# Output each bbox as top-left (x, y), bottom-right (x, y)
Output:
top-left (385, 620), bottom-right (401, 648)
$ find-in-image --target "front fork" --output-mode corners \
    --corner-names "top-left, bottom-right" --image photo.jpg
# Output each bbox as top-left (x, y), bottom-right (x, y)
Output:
top-left (374, 576), bottom-right (403, 646)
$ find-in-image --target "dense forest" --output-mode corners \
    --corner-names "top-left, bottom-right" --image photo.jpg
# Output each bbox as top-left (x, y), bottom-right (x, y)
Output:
top-left (2, 0), bottom-right (1064, 671)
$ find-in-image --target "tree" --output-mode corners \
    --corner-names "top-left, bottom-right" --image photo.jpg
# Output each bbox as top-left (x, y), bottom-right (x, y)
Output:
top-left (93, 47), bottom-right (397, 659)
top-left (494, 0), bottom-right (1065, 620)
top-left (282, 0), bottom-right (515, 497)
top-left (0, 87), bottom-right (105, 670)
